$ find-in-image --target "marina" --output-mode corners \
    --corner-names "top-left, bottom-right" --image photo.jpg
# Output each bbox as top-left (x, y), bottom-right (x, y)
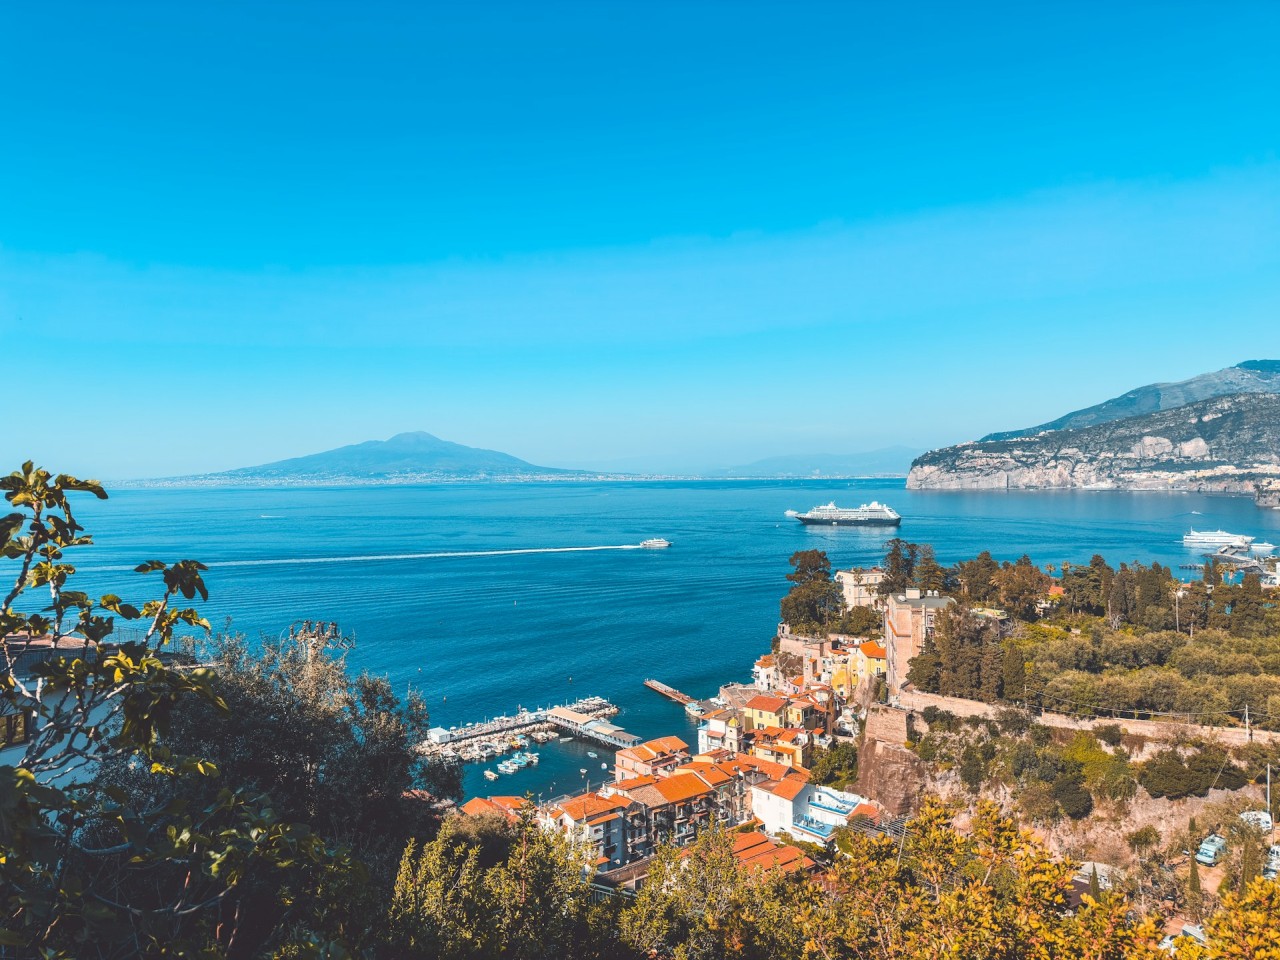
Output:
top-left (421, 695), bottom-right (630, 762)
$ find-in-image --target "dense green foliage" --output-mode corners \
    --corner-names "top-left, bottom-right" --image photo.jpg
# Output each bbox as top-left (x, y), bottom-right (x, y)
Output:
top-left (779, 549), bottom-right (844, 634)
top-left (807, 741), bottom-right (858, 788)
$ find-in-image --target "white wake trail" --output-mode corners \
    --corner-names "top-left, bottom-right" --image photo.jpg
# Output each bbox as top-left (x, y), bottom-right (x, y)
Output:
top-left (78, 544), bottom-right (644, 573)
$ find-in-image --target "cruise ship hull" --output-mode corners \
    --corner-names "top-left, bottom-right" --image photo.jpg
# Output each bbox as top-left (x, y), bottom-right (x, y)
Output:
top-left (796, 515), bottom-right (901, 527)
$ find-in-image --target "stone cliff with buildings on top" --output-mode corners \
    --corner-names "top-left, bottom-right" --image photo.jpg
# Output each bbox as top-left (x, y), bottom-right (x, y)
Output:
top-left (906, 362), bottom-right (1280, 506)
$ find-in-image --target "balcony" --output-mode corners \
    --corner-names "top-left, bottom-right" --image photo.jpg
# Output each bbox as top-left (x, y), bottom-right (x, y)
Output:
top-left (809, 793), bottom-right (855, 817)
top-left (792, 815), bottom-right (837, 840)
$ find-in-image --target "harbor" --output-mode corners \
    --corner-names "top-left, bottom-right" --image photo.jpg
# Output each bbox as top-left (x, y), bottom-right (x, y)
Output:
top-left (420, 695), bottom-right (639, 765)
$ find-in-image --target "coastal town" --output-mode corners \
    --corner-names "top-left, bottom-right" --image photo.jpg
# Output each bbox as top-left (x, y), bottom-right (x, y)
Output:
top-left (452, 554), bottom-right (1280, 944)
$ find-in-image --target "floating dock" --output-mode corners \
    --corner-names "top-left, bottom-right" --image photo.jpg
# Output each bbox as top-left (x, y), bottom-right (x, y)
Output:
top-left (644, 678), bottom-right (694, 705)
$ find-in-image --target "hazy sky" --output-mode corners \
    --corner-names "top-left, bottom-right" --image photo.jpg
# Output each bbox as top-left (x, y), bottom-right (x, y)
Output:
top-left (2, 2), bottom-right (1278, 478)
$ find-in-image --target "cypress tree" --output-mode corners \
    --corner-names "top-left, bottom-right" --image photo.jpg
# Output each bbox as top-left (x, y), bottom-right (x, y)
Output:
top-left (1189, 855), bottom-right (1201, 896)
top-left (1239, 836), bottom-right (1260, 893)
top-left (1088, 865), bottom-right (1101, 900)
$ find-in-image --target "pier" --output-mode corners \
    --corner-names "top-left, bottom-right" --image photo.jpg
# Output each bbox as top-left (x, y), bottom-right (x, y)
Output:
top-left (546, 706), bottom-right (641, 749)
top-left (644, 678), bottom-right (694, 705)
top-left (419, 696), bottom-right (636, 760)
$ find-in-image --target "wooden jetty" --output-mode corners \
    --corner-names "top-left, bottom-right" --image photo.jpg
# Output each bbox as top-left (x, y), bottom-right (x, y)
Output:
top-left (644, 678), bottom-right (694, 705)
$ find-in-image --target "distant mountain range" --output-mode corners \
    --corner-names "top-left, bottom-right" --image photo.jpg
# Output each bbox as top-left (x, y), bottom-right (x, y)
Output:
top-left (980, 360), bottom-right (1280, 441)
top-left (909, 361), bottom-right (1280, 507)
top-left (144, 433), bottom-right (920, 486)
top-left (708, 447), bottom-right (921, 478)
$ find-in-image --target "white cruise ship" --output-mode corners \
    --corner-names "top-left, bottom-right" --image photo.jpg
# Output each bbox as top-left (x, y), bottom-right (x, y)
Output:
top-left (1182, 528), bottom-right (1254, 549)
top-left (790, 501), bottom-right (901, 527)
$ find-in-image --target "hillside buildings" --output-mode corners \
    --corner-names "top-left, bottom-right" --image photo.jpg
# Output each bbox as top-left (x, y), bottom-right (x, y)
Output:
top-left (884, 588), bottom-right (954, 695)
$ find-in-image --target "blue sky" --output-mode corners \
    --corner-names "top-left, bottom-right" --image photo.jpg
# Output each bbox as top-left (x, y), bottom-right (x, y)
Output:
top-left (2, 2), bottom-right (1278, 477)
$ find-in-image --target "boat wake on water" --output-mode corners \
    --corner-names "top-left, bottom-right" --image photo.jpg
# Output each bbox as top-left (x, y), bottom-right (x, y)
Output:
top-left (80, 544), bottom-right (653, 572)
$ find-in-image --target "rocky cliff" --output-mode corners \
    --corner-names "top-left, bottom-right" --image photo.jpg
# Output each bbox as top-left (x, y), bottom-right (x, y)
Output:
top-left (908, 392), bottom-right (1280, 496)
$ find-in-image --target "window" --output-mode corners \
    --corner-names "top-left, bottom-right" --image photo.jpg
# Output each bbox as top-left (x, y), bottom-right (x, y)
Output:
top-left (2, 712), bottom-right (29, 748)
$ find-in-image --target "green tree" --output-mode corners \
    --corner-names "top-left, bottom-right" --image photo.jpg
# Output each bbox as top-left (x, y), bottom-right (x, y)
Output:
top-left (878, 539), bottom-right (919, 596)
top-left (0, 463), bottom-right (355, 957)
top-left (142, 627), bottom-right (460, 874)
top-left (780, 550), bottom-right (843, 633)
top-left (621, 826), bottom-right (803, 960)
top-left (914, 545), bottom-right (946, 592)
top-left (808, 741), bottom-right (858, 787)
top-left (387, 807), bottom-right (620, 960)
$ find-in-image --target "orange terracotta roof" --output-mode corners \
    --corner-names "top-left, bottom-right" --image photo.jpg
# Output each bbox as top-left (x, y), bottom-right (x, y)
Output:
top-left (653, 772), bottom-right (713, 804)
top-left (613, 775), bottom-right (658, 791)
top-left (647, 735), bottom-right (688, 752)
top-left (555, 792), bottom-right (627, 822)
top-left (730, 752), bottom-right (805, 782)
top-left (460, 796), bottom-right (526, 819)
top-left (744, 694), bottom-right (788, 713)
top-left (772, 777), bottom-right (809, 801)
top-left (618, 735), bottom-right (689, 763)
top-left (859, 640), bottom-right (887, 659)
top-left (849, 802), bottom-right (879, 821)
top-left (677, 761), bottom-right (733, 787)
top-left (1049, 584), bottom-right (1065, 596)
top-left (755, 654), bottom-right (776, 666)
top-left (586, 812), bottom-right (621, 826)
top-left (730, 831), bottom-right (815, 873)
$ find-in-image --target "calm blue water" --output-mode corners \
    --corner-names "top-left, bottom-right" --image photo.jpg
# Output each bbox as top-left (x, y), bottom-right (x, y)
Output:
top-left (16, 479), bottom-right (1280, 801)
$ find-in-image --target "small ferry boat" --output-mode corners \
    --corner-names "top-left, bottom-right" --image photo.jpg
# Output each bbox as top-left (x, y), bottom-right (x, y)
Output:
top-left (640, 538), bottom-right (671, 549)
top-left (789, 501), bottom-right (901, 527)
top-left (1183, 529), bottom-right (1254, 549)
top-left (1250, 541), bottom-right (1275, 555)
top-left (685, 701), bottom-right (705, 717)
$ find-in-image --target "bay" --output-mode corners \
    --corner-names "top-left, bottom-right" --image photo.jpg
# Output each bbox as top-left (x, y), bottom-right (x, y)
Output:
top-left (22, 479), bottom-right (1280, 802)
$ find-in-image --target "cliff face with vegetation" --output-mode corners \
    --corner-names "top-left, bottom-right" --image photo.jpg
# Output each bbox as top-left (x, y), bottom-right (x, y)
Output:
top-left (908, 392), bottom-right (1280, 494)
top-left (980, 360), bottom-right (1280, 442)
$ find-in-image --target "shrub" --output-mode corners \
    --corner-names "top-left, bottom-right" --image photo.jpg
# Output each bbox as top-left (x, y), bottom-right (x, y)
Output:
top-left (995, 707), bottom-right (1031, 737)
top-left (960, 745), bottom-right (987, 793)
top-left (1053, 774), bottom-right (1094, 819)
top-left (1126, 825), bottom-right (1160, 854)
top-left (1095, 723), bottom-right (1124, 747)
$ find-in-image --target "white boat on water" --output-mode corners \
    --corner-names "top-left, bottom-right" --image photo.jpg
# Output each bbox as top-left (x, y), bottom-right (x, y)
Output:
top-left (1183, 529), bottom-right (1254, 549)
top-left (640, 538), bottom-right (671, 549)
top-left (587, 751), bottom-right (598, 759)
top-left (789, 501), bottom-right (901, 527)
top-left (1250, 541), bottom-right (1275, 555)
top-left (483, 769), bottom-right (498, 781)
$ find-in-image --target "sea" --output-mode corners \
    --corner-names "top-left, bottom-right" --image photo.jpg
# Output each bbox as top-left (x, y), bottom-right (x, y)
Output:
top-left (25, 479), bottom-right (1280, 803)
